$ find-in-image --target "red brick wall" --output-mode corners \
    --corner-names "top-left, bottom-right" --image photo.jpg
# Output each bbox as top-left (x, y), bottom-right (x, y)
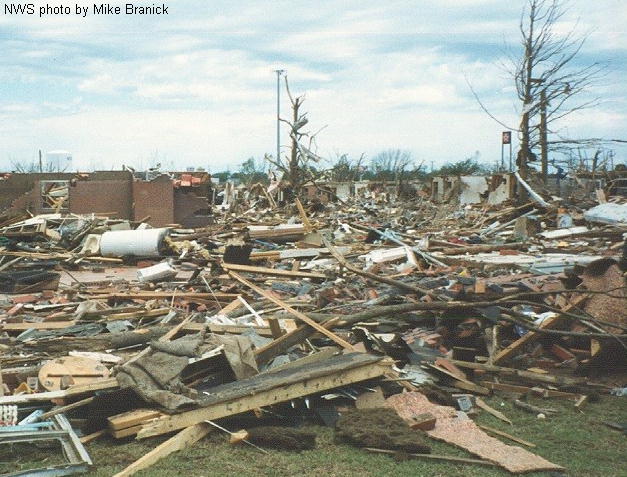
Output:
top-left (132, 178), bottom-right (174, 226)
top-left (69, 180), bottom-right (133, 219)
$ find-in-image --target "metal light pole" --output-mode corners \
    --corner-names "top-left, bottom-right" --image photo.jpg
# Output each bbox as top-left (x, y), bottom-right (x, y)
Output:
top-left (275, 69), bottom-right (285, 164)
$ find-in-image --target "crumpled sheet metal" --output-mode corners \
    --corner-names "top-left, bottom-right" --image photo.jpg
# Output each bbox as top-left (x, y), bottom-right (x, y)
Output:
top-left (386, 392), bottom-right (564, 474)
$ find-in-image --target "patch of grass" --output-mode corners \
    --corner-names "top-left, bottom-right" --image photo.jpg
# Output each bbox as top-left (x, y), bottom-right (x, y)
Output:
top-left (2, 395), bottom-right (625, 477)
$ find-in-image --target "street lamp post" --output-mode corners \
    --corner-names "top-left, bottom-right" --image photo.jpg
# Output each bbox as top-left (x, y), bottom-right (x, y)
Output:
top-left (275, 69), bottom-right (285, 165)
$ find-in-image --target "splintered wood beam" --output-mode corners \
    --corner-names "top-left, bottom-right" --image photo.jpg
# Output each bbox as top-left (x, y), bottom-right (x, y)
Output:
top-left (87, 292), bottom-right (240, 301)
top-left (254, 318), bottom-right (340, 366)
top-left (450, 360), bottom-right (586, 386)
top-left (492, 294), bottom-right (588, 365)
top-left (295, 198), bottom-right (313, 232)
top-left (428, 364), bottom-right (489, 395)
top-left (39, 396), bottom-right (95, 421)
top-left (113, 423), bottom-right (212, 477)
top-left (137, 354), bottom-right (389, 439)
top-left (80, 429), bottom-right (106, 444)
top-left (182, 322), bottom-right (274, 338)
top-left (0, 377), bottom-right (119, 405)
top-left (364, 448), bottom-right (497, 467)
top-left (221, 262), bottom-right (325, 279)
top-left (228, 271), bottom-right (355, 351)
top-left (1, 321), bottom-right (77, 332)
top-left (477, 425), bottom-right (536, 448)
top-left (480, 381), bottom-right (583, 400)
top-left (321, 236), bottom-right (432, 297)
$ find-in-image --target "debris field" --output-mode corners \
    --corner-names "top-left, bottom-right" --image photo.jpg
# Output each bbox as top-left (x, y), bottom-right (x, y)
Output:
top-left (0, 175), bottom-right (626, 476)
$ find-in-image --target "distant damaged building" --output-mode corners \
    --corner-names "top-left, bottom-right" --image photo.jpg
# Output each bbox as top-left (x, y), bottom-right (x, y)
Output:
top-left (0, 170), bottom-right (213, 227)
top-left (430, 172), bottom-right (516, 205)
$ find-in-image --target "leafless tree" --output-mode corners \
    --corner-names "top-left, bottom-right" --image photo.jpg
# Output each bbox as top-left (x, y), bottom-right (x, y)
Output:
top-left (10, 159), bottom-right (67, 173)
top-left (467, 0), bottom-right (610, 187)
top-left (328, 153), bottom-right (366, 182)
top-left (264, 76), bottom-right (326, 196)
top-left (508, 0), bottom-right (606, 182)
top-left (370, 149), bottom-right (415, 181)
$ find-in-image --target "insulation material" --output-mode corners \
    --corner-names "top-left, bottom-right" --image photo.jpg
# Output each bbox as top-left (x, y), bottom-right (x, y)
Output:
top-left (386, 392), bottom-right (564, 473)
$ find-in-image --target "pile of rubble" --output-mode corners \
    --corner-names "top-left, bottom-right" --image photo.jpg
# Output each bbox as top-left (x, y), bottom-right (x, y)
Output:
top-left (0, 187), bottom-right (625, 475)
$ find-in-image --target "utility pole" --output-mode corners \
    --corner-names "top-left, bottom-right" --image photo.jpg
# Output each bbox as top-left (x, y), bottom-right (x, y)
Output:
top-left (274, 69), bottom-right (285, 165)
top-left (540, 88), bottom-right (548, 184)
top-left (501, 139), bottom-right (504, 171)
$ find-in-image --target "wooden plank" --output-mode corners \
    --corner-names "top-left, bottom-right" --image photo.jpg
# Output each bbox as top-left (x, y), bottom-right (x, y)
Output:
top-left (39, 396), bottom-right (95, 420)
top-left (113, 423), bottom-right (211, 477)
top-left (428, 364), bottom-right (489, 395)
top-left (108, 409), bottom-right (163, 431)
top-left (218, 297), bottom-right (243, 314)
top-left (295, 198), bottom-right (313, 233)
top-left (451, 359), bottom-right (585, 386)
top-left (228, 271), bottom-right (355, 351)
top-left (0, 377), bottom-right (118, 405)
top-left (105, 308), bottom-right (171, 321)
top-left (267, 317), bottom-right (283, 339)
top-left (254, 318), bottom-right (340, 365)
top-left (111, 424), bottom-right (144, 439)
top-left (475, 397), bottom-right (512, 425)
top-left (478, 425), bottom-right (536, 447)
top-left (137, 354), bottom-right (390, 439)
top-left (87, 292), bottom-right (240, 301)
top-left (247, 226), bottom-right (305, 240)
top-left (1, 321), bottom-right (77, 331)
top-left (481, 381), bottom-right (581, 400)
top-left (365, 448), bottom-right (497, 466)
top-left (222, 262), bottom-right (325, 279)
top-left (182, 322), bottom-right (274, 337)
top-left (80, 429), bottom-right (106, 444)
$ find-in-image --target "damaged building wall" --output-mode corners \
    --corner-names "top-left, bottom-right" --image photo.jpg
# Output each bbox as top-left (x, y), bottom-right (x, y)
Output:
top-left (487, 174), bottom-right (515, 205)
top-left (173, 189), bottom-right (212, 228)
top-left (431, 173), bottom-right (515, 205)
top-left (1, 172), bottom-right (213, 227)
top-left (132, 175), bottom-right (175, 226)
top-left (70, 180), bottom-right (133, 219)
top-left (0, 173), bottom-right (76, 213)
top-left (459, 176), bottom-right (489, 204)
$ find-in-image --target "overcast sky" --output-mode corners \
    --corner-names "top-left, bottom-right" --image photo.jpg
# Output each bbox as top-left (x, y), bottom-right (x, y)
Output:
top-left (0, 0), bottom-right (625, 172)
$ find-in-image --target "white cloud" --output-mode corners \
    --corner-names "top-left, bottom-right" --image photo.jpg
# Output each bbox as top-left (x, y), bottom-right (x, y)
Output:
top-left (0, 0), bottom-right (625, 172)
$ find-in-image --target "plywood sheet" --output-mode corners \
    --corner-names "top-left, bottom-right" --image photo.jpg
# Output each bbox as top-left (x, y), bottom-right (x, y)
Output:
top-left (387, 392), bottom-right (563, 473)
